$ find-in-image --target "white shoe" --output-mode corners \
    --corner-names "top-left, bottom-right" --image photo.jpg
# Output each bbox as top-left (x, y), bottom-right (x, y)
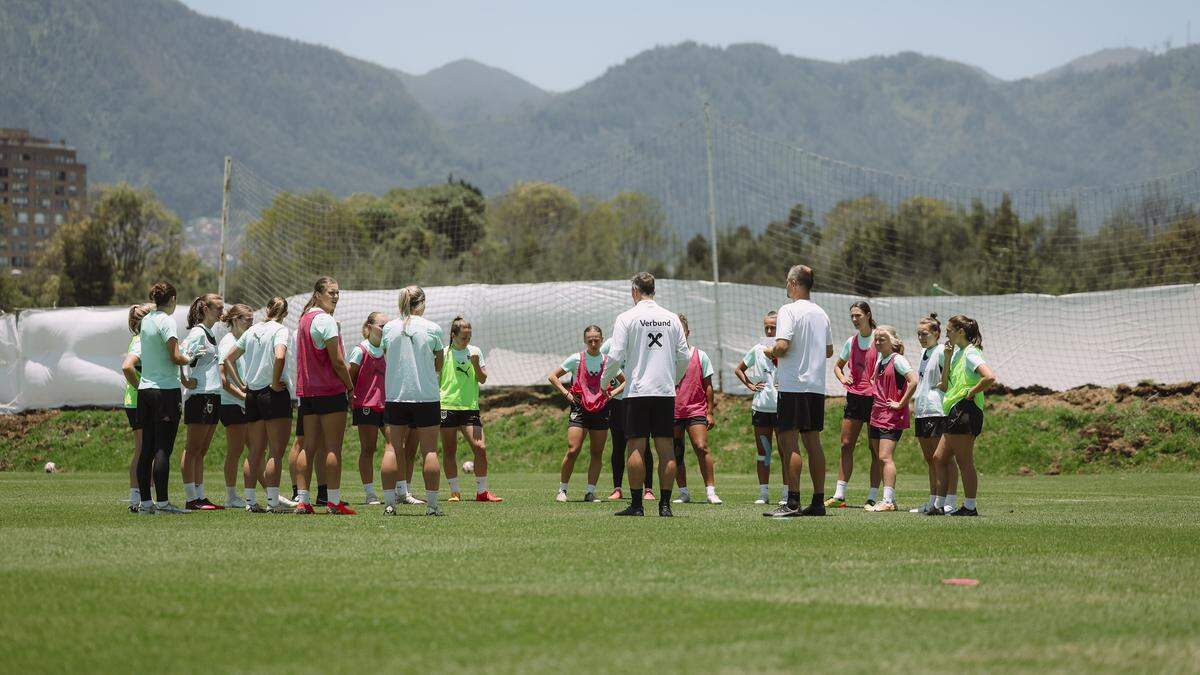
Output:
top-left (707, 493), bottom-right (723, 505)
top-left (401, 493), bottom-right (426, 505)
top-left (154, 502), bottom-right (190, 514)
top-left (138, 504), bottom-right (156, 515)
top-left (778, 499), bottom-right (788, 506)
top-left (384, 504), bottom-right (397, 516)
top-left (277, 494), bottom-right (299, 508)
top-left (364, 495), bottom-right (382, 506)
top-left (226, 495), bottom-right (248, 509)
top-left (673, 493), bottom-right (691, 504)
top-left (754, 497), bottom-right (768, 505)
top-left (555, 490), bottom-right (568, 503)
top-left (943, 504), bottom-right (954, 514)
top-left (245, 502), bottom-right (268, 513)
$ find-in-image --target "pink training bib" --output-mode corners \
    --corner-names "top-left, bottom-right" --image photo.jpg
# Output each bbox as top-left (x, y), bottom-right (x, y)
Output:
top-left (569, 351), bottom-right (610, 413)
top-left (352, 341), bottom-right (385, 412)
top-left (296, 311), bottom-right (346, 398)
top-left (674, 348), bottom-right (707, 419)
top-left (869, 356), bottom-right (910, 431)
top-left (846, 335), bottom-right (877, 397)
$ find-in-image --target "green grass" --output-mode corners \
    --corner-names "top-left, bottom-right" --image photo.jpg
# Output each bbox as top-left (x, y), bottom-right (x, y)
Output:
top-left (1, 471), bottom-right (1198, 673)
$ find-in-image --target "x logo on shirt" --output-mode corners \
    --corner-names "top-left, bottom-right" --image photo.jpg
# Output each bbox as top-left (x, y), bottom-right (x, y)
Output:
top-left (647, 332), bottom-right (663, 348)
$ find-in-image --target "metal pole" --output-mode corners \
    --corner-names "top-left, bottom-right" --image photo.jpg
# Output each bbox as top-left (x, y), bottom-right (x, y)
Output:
top-left (218, 156), bottom-right (232, 298)
top-left (703, 102), bottom-right (725, 391)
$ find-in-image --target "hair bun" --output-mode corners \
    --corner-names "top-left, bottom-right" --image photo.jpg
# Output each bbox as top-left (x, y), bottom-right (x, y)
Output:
top-left (928, 312), bottom-right (938, 320)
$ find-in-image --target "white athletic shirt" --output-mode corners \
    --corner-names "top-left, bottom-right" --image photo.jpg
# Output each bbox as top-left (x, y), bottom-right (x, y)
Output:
top-left (774, 298), bottom-right (833, 394)
top-left (912, 345), bottom-right (946, 419)
top-left (599, 338), bottom-right (627, 400)
top-left (605, 299), bottom-right (690, 398)
top-left (235, 320), bottom-right (289, 390)
top-left (217, 333), bottom-right (247, 408)
top-left (348, 341), bottom-right (385, 364)
top-left (303, 308), bottom-right (339, 348)
top-left (741, 340), bottom-right (778, 413)
top-left (381, 314), bottom-right (445, 403)
top-left (183, 324), bottom-right (222, 395)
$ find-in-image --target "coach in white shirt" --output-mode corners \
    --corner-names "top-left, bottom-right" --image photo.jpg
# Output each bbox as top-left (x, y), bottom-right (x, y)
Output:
top-left (606, 272), bottom-right (691, 517)
top-left (764, 264), bottom-right (833, 518)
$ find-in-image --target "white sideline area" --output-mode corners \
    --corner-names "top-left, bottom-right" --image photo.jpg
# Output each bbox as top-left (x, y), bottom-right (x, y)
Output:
top-left (2, 280), bottom-right (1198, 413)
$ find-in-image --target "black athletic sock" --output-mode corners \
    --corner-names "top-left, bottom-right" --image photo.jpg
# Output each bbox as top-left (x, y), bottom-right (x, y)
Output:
top-left (786, 490), bottom-right (801, 509)
top-left (660, 489), bottom-right (672, 504)
top-left (317, 484), bottom-right (328, 502)
top-left (631, 489), bottom-right (644, 509)
top-left (811, 493), bottom-right (824, 506)
top-left (292, 484), bottom-right (299, 500)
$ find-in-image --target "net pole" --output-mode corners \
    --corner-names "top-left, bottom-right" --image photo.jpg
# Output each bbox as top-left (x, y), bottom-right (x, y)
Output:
top-left (703, 103), bottom-right (725, 390)
top-left (218, 156), bottom-right (232, 298)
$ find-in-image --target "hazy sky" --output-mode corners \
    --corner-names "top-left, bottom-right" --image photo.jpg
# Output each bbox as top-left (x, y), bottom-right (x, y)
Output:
top-left (181, 1), bottom-right (1195, 91)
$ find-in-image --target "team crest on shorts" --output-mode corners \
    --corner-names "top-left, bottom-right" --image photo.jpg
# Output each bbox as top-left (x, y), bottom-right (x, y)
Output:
top-left (205, 401), bottom-right (214, 414)
top-left (440, 410), bottom-right (448, 420)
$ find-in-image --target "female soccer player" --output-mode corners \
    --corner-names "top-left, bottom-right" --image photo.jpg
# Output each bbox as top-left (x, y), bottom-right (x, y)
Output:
top-left (828, 301), bottom-right (881, 508)
top-left (179, 293), bottom-right (224, 510)
top-left (134, 282), bottom-right (197, 515)
top-left (863, 326), bottom-right (917, 512)
top-left (910, 314), bottom-right (959, 514)
top-left (547, 325), bottom-right (613, 503)
top-left (930, 315), bottom-right (996, 517)
top-left (734, 310), bottom-right (787, 505)
top-left (672, 314), bottom-right (721, 505)
top-left (293, 277), bottom-right (355, 515)
top-left (440, 317), bottom-right (503, 503)
top-left (349, 311), bottom-right (389, 505)
top-left (223, 296), bottom-right (291, 512)
top-left (600, 337), bottom-right (646, 502)
top-left (380, 286), bottom-right (446, 516)
top-left (120, 303), bottom-right (153, 511)
top-left (217, 303), bottom-right (252, 510)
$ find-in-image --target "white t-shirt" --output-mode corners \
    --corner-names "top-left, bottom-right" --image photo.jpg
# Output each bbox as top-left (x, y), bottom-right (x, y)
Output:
top-left (599, 338), bottom-right (627, 400)
top-left (382, 315), bottom-right (445, 403)
top-left (741, 340), bottom-right (778, 413)
top-left (348, 341), bottom-right (385, 365)
top-left (304, 308), bottom-right (339, 348)
top-left (605, 299), bottom-right (690, 398)
top-left (183, 325), bottom-right (222, 395)
top-left (839, 333), bottom-right (874, 361)
top-left (235, 320), bottom-right (289, 391)
top-left (774, 299), bottom-right (833, 394)
top-left (913, 345), bottom-right (946, 419)
top-left (875, 352), bottom-right (913, 377)
top-left (217, 333), bottom-right (247, 408)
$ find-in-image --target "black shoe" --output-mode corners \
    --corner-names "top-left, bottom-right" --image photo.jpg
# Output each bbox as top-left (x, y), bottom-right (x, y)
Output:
top-left (799, 503), bottom-right (827, 516)
top-left (864, 499), bottom-right (876, 508)
top-left (315, 499), bottom-right (328, 507)
top-left (658, 503), bottom-right (673, 518)
top-left (763, 504), bottom-right (800, 517)
top-left (615, 505), bottom-right (644, 517)
top-left (949, 507), bottom-right (978, 517)
top-left (926, 506), bottom-right (945, 516)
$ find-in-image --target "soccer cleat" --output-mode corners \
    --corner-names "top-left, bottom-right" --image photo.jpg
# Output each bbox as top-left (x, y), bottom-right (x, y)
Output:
top-left (672, 492), bottom-right (691, 504)
top-left (401, 493), bottom-right (426, 505)
top-left (245, 502), bottom-right (268, 513)
top-left (555, 490), bottom-right (568, 503)
top-left (294, 502), bottom-right (315, 515)
top-left (910, 503), bottom-right (932, 514)
top-left (448, 492), bottom-right (462, 503)
top-left (799, 503), bottom-right (827, 516)
top-left (154, 502), bottom-right (190, 514)
top-left (614, 504), bottom-right (643, 516)
top-left (871, 502), bottom-right (897, 512)
top-left (608, 487), bottom-right (623, 501)
top-left (583, 492), bottom-right (599, 502)
top-left (823, 497), bottom-right (846, 508)
top-left (277, 494), bottom-right (299, 508)
top-left (364, 497), bottom-right (382, 506)
top-left (949, 507), bottom-right (979, 517)
top-left (315, 499), bottom-right (328, 507)
top-left (425, 506), bottom-right (446, 517)
top-left (129, 503), bottom-right (140, 513)
top-left (197, 498), bottom-right (224, 510)
top-left (226, 495), bottom-right (248, 509)
top-left (658, 502), bottom-right (673, 518)
top-left (138, 504), bottom-right (156, 515)
top-left (926, 506), bottom-right (945, 516)
top-left (863, 499), bottom-right (876, 509)
top-left (706, 493), bottom-right (723, 505)
top-left (943, 504), bottom-right (955, 514)
top-left (269, 502), bottom-right (292, 513)
top-left (764, 504), bottom-right (800, 518)
top-left (185, 499), bottom-right (202, 511)
top-left (476, 491), bottom-right (503, 503)
top-left (326, 501), bottom-right (357, 515)
top-left (778, 499), bottom-right (788, 506)
top-left (754, 497), bottom-right (768, 505)
top-left (643, 489), bottom-right (656, 501)
top-left (384, 504), bottom-right (397, 516)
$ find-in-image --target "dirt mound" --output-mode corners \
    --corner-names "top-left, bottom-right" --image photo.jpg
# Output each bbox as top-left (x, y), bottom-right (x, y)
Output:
top-left (989, 382), bottom-right (1200, 413)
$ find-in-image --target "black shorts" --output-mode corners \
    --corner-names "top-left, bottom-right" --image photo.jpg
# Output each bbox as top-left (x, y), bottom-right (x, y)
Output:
top-left (124, 407), bottom-right (142, 431)
top-left (569, 401), bottom-right (610, 430)
top-left (843, 393), bottom-right (874, 422)
top-left (777, 392), bottom-right (825, 433)
top-left (294, 406), bottom-right (304, 437)
top-left (915, 416), bottom-right (946, 439)
top-left (219, 404), bottom-right (247, 427)
top-left (624, 396), bottom-right (675, 439)
top-left (137, 387), bottom-right (182, 425)
top-left (868, 425), bottom-right (904, 442)
top-left (751, 410), bottom-right (778, 429)
top-left (299, 392), bottom-right (348, 416)
top-left (944, 400), bottom-right (984, 437)
top-left (441, 408), bottom-right (482, 428)
top-left (675, 415), bottom-right (707, 429)
top-left (352, 406), bottom-right (384, 427)
top-left (245, 386), bottom-right (292, 423)
top-left (385, 401), bottom-right (441, 428)
top-left (184, 393), bottom-right (220, 425)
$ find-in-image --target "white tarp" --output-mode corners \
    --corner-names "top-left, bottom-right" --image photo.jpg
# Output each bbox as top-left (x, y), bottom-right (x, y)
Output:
top-left (3, 281), bottom-right (1198, 412)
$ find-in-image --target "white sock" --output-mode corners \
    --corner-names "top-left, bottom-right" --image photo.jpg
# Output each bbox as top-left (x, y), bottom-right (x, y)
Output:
top-left (883, 486), bottom-right (896, 503)
top-left (586, 484), bottom-right (596, 495)
top-left (226, 486), bottom-right (238, 502)
top-left (928, 494), bottom-right (937, 507)
top-left (155, 500), bottom-right (169, 508)
top-left (559, 482), bottom-right (569, 493)
top-left (964, 497), bottom-right (976, 510)
top-left (934, 495), bottom-right (945, 508)
top-left (397, 480), bottom-right (410, 497)
top-left (363, 482), bottom-right (377, 497)
top-left (265, 486), bottom-right (278, 505)
top-left (297, 489), bottom-right (310, 505)
top-left (679, 486), bottom-right (691, 498)
top-left (383, 488), bottom-right (396, 506)
top-left (184, 483), bottom-right (196, 501)
top-left (449, 477), bottom-right (460, 493)
top-left (328, 488), bottom-right (340, 505)
top-left (427, 490), bottom-right (439, 508)
top-left (706, 485), bottom-right (716, 497)
top-left (946, 493), bottom-right (958, 510)
top-left (130, 488), bottom-right (140, 504)
top-left (834, 480), bottom-right (848, 500)
top-left (476, 477), bottom-right (487, 493)
top-left (141, 499), bottom-right (153, 509)
top-left (759, 484), bottom-right (769, 496)
top-left (245, 488), bottom-right (256, 503)
top-left (196, 483), bottom-right (205, 500)
top-left (867, 486), bottom-right (879, 502)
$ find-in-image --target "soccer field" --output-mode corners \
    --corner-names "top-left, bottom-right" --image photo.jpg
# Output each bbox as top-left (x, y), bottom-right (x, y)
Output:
top-left (2, 471), bottom-right (1198, 673)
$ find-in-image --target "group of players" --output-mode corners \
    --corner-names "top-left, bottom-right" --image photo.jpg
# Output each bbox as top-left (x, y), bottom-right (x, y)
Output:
top-left (120, 265), bottom-right (995, 518)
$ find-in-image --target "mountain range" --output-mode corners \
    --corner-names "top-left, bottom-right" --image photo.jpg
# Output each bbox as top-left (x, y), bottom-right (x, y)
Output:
top-left (2, 0), bottom-right (1198, 222)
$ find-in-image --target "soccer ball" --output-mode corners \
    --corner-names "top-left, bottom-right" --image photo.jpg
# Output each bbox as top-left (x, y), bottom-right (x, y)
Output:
top-left (43, 461), bottom-right (59, 473)
top-left (462, 461), bottom-right (475, 474)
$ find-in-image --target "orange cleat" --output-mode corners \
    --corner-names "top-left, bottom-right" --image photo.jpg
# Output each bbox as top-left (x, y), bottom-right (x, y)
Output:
top-left (475, 491), bottom-right (504, 503)
top-left (294, 502), bottom-right (315, 515)
top-left (326, 501), bottom-right (357, 515)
